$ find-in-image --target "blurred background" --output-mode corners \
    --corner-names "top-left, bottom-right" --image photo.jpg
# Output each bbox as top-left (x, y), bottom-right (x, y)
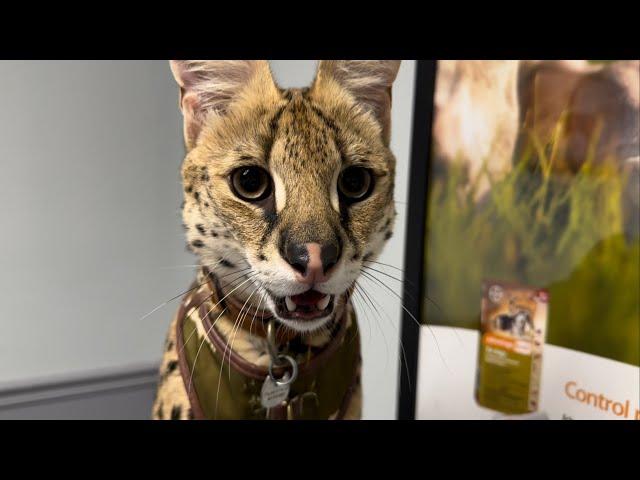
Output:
top-left (0, 60), bottom-right (416, 419)
top-left (415, 60), bottom-right (639, 419)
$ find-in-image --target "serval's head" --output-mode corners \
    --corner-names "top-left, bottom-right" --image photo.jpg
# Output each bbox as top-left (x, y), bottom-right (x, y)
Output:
top-left (170, 60), bottom-right (400, 332)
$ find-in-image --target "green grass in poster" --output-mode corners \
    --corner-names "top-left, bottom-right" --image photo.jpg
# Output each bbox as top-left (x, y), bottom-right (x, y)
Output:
top-left (423, 127), bottom-right (639, 366)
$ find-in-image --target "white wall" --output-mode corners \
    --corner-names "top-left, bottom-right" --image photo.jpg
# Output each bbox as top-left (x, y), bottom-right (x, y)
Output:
top-left (270, 60), bottom-right (416, 419)
top-left (0, 61), bottom-right (193, 384)
top-left (0, 60), bottom-right (415, 420)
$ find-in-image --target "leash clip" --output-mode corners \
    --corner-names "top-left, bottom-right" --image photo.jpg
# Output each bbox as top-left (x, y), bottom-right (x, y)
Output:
top-left (260, 320), bottom-right (299, 411)
top-left (266, 320), bottom-right (298, 386)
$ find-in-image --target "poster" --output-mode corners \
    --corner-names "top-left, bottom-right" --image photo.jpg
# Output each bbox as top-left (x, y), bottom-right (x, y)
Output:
top-left (408, 60), bottom-right (639, 420)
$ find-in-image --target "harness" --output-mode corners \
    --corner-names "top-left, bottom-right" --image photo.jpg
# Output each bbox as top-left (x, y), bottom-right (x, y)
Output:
top-left (175, 272), bottom-right (361, 420)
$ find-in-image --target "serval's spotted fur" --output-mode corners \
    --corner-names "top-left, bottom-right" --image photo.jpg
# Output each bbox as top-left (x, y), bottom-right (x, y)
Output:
top-left (153, 60), bottom-right (401, 420)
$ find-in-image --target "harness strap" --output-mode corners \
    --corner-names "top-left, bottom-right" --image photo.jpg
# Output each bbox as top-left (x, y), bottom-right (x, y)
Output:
top-left (175, 276), bottom-right (361, 420)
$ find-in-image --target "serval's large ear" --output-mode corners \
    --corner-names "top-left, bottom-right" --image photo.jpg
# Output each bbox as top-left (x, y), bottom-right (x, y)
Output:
top-left (169, 60), bottom-right (278, 150)
top-left (313, 60), bottom-right (401, 144)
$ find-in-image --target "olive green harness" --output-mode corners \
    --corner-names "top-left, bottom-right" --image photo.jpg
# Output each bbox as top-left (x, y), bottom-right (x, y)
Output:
top-left (175, 278), bottom-right (361, 420)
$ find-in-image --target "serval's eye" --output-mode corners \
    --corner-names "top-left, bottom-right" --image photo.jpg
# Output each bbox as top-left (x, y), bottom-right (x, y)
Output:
top-left (230, 167), bottom-right (271, 202)
top-left (338, 167), bottom-right (373, 202)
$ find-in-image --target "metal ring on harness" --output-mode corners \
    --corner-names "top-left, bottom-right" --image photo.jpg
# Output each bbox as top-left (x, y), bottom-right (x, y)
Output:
top-left (265, 320), bottom-right (298, 386)
top-left (268, 354), bottom-right (298, 387)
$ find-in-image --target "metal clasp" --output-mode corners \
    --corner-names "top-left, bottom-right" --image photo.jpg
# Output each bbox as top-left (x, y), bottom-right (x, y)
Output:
top-left (266, 320), bottom-right (298, 386)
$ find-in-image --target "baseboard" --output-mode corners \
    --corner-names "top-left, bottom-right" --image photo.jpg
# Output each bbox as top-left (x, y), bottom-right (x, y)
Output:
top-left (0, 363), bottom-right (160, 419)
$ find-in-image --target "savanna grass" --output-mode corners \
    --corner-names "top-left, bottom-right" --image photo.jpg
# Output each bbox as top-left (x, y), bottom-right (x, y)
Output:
top-left (423, 120), bottom-right (639, 366)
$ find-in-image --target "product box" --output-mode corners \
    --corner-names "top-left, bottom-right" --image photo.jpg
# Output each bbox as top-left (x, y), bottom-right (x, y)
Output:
top-left (475, 280), bottom-right (549, 414)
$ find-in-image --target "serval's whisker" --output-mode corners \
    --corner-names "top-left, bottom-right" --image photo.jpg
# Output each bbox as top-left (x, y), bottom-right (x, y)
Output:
top-left (187, 307), bottom-right (228, 394)
top-left (249, 280), bottom-right (271, 338)
top-left (227, 283), bottom-right (261, 382)
top-left (215, 285), bottom-right (258, 419)
top-left (179, 272), bottom-right (259, 356)
top-left (355, 279), bottom-right (412, 391)
top-left (361, 264), bottom-right (443, 313)
top-left (139, 278), bottom-right (212, 322)
top-left (354, 281), bottom-right (390, 367)
top-left (359, 270), bottom-right (451, 373)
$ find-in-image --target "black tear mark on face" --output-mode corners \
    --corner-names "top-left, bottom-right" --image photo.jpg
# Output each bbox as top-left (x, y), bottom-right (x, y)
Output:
top-left (260, 211), bottom-right (279, 245)
top-left (384, 230), bottom-right (393, 240)
top-left (351, 253), bottom-right (360, 261)
top-left (338, 202), bottom-right (360, 259)
top-left (339, 202), bottom-right (350, 227)
top-left (191, 239), bottom-right (204, 248)
top-left (363, 252), bottom-right (374, 262)
top-left (258, 254), bottom-right (267, 261)
top-left (195, 224), bottom-right (206, 235)
top-left (170, 405), bottom-right (182, 420)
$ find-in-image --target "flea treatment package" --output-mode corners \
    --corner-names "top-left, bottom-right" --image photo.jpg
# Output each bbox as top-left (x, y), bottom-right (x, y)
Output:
top-left (475, 280), bottom-right (549, 415)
